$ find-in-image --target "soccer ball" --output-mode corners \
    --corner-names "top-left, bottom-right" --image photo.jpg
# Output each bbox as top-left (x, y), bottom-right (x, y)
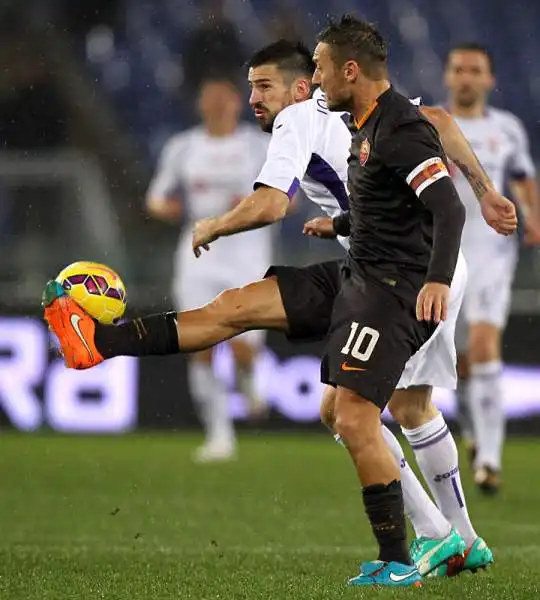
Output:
top-left (55, 261), bottom-right (127, 325)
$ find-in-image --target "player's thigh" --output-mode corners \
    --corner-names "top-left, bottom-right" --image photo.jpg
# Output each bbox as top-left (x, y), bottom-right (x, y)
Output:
top-left (322, 269), bottom-right (436, 410)
top-left (265, 260), bottom-right (343, 342)
top-left (463, 246), bottom-right (517, 331)
top-left (463, 250), bottom-right (515, 362)
top-left (397, 252), bottom-right (466, 391)
top-left (206, 277), bottom-right (288, 331)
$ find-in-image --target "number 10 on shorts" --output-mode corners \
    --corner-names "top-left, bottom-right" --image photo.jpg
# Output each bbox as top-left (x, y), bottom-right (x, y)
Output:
top-left (341, 322), bottom-right (380, 362)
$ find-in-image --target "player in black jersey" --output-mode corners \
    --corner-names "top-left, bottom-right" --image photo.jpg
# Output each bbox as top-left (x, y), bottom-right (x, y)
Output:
top-left (42, 28), bottom-right (515, 587)
top-left (311, 15), bottom-right (466, 585)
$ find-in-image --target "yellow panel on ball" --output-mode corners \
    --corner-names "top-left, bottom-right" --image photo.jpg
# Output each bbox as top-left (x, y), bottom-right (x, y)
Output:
top-left (55, 261), bottom-right (127, 324)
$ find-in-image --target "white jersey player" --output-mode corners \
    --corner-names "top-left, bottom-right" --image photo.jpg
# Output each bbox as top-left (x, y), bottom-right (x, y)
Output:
top-left (444, 43), bottom-right (540, 494)
top-left (257, 86), bottom-right (466, 392)
top-left (147, 78), bottom-right (271, 462)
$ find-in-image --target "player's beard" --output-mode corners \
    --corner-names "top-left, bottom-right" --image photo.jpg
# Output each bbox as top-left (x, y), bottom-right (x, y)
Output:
top-left (253, 105), bottom-right (277, 133)
top-left (326, 91), bottom-right (354, 113)
top-left (259, 113), bottom-right (276, 133)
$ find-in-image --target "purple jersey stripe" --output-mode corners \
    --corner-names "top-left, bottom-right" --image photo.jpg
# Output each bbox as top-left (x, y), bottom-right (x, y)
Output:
top-left (306, 153), bottom-right (349, 210)
top-left (287, 177), bottom-right (300, 199)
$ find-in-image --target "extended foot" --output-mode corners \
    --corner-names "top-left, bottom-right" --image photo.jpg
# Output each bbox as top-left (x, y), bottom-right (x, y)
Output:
top-left (474, 466), bottom-right (501, 495)
top-left (348, 560), bottom-right (422, 587)
top-left (410, 527), bottom-right (466, 576)
top-left (42, 280), bottom-right (104, 370)
top-left (428, 537), bottom-right (493, 577)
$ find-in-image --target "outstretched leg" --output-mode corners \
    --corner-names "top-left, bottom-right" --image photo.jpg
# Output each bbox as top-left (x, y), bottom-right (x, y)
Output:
top-left (43, 277), bottom-right (288, 369)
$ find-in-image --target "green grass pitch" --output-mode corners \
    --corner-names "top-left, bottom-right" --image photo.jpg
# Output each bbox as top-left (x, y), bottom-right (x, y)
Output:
top-left (1, 432), bottom-right (540, 599)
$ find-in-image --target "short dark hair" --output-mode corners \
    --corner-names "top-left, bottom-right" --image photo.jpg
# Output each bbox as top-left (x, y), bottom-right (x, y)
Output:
top-left (316, 14), bottom-right (387, 80)
top-left (446, 43), bottom-right (495, 73)
top-left (247, 39), bottom-right (315, 79)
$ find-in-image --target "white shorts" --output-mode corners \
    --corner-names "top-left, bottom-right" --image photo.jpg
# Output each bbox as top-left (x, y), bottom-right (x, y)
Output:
top-left (396, 250), bottom-right (468, 390)
top-left (173, 238), bottom-right (268, 348)
top-left (461, 241), bottom-right (517, 329)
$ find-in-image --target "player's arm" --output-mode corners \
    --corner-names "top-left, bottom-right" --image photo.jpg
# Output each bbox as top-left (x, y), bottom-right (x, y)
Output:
top-left (146, 138), bottom-right (184, 223)
top-left (420, 106), bottom-right (492, 199)
top-left (192, 107), bottom-right (314, 256)
top-left (420, 106), bottom-right (517, 235)
top-left (382, 121), bottom-right (466, 322)
top-left (192, 185), bottom-right (290, 257)
top-left (205, 185), bottom-right (288, 236)
top-left (303, 211), bottom-right (350, 238)
top-left (413, 162), bottom-right (465, 288)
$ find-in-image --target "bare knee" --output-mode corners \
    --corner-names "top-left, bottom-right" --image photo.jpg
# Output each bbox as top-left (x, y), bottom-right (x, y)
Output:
top-left (333, 388), bottom-right (381, 449)
top-left (206, 287), bottom-right (249, 330)
top-left (389, 386), bottom-right (437, 430)
top-left (469, 323), bottom-right (501, 365)
top-left (320, 385), bottom-right (337, 429)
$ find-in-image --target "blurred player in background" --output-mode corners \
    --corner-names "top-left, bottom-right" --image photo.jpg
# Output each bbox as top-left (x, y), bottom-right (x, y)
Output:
top-left (146, 78), bottom-right (271, 462)
top-left (445, 43), bottom-right (540, 493)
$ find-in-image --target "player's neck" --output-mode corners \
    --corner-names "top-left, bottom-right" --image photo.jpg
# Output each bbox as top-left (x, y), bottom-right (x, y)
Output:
top-left (205, 122), bottom-right (238, 137)
top-left (448, 101), bottom-right (486, 119)
top-left (352, 80), bottom-right (391, 123)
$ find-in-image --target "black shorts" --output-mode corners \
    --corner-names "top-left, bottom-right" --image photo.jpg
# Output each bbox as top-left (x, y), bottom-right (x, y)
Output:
top-left (264, 260), bottom-right (343, 342)
top-left (321, 264), bottom-right (437, 409)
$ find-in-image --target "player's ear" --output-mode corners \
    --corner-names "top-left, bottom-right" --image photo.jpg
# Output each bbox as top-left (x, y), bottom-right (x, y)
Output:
top-left (344, 60), bottom-right (359, 83)
top-left (292, 77), bottom-right (311, 102)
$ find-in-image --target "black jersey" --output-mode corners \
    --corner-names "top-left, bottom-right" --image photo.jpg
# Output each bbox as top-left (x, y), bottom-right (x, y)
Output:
top-left (347, 87), bottom-right (452, 282)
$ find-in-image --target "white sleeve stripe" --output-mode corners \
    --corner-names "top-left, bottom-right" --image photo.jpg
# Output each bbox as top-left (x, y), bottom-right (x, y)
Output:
top-left (415, 171), bottom-right (449, 197)
top-left (405, 157), bottom-right (445, 185)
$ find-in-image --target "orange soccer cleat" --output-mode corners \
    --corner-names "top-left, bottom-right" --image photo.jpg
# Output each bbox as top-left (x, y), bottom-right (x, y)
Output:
top-left (42, 281), bottom-right (104, 370)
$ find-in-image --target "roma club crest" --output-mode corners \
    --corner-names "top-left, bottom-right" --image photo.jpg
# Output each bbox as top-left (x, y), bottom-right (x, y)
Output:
top-left (359, 138), bottom-right (370, 166)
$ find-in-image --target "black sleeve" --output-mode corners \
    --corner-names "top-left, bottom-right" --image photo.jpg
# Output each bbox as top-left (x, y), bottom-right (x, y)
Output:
top-left (417, 178), bottom-right (465, 284)
top-left (380, 121), bottom-right (465, 285)
top-left (332, 211), bottom-right (350, 237)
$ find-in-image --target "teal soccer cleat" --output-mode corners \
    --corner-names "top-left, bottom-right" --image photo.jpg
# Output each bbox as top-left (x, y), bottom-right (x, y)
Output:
top-left (428, 537), bottom-right (493, 577)
top-left (348, 560), bottom-right (422, 587)
top-left (410, 527), bottom-right (466, 576)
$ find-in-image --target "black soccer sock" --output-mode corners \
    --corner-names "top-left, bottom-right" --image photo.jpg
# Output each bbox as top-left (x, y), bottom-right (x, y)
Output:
top-left (362, 479), bottom-right (411, 565)
top-left (94, 312), bottom-right (180, 358)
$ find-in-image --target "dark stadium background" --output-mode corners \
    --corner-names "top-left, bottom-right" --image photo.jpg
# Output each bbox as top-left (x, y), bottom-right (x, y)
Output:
top-left (0, 0), bottom-right (538, 434)
top-left (2, 3), bottom-right (540, 600)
